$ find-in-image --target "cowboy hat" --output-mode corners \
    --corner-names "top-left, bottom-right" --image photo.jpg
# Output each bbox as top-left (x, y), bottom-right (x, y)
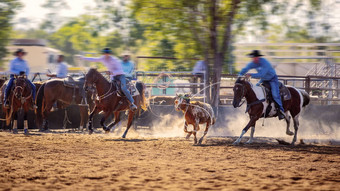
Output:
top-left (13, 48), bottom-right (27, 56)
top-left (101, 47), bottom-right (112, 54)
top-left (247, 50), bottom-right (264, 58)
top-left (121, 50), bottom-right (132, 56)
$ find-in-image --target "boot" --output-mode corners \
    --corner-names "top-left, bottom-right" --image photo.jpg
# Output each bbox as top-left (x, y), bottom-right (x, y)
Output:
top-left (130, 103), bottom-right (137, 111)
top-left (278, 110), bottom-right (285, 120)
top-left (4, 99), bottom-right (9, 108)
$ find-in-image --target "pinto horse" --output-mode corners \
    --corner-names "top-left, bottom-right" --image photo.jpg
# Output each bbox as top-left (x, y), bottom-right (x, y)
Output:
top-left (1, 75), bottom-right (35, 134)
top-left (84, 68), bottom-right (147, 137)
top-left (175, 93), bottom-right (216, 144)
top-left (35, 79), bottom-right (95, 131)
top-left (232, 77), bottom-right (310, 145)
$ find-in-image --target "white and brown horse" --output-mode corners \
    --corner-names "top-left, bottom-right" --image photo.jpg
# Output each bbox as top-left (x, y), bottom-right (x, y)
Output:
top-left (175, 94), bottom-right (216, 144)
top-left (232, 77), bottom-right (310, 145)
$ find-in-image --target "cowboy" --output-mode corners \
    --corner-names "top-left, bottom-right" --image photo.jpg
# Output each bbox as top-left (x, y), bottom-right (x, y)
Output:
top-left (80, 48), bottom-right (137, 111)
top-left (239, 50), bottom-right (285, 120)
top-left (46, 55), bottom-right (68, 78)
top-left (121, 51), bottom-right (134, 81)
top-left (4, 49), bottom-right (37, 108)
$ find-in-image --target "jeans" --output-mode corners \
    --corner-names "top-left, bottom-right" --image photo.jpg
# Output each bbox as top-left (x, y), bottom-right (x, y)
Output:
top-left (4, 75), bottom-right (36, 101)
top-left (268, 76), bottom-right (284, 112)
top-left (114, 74), bottom-right (134, 104)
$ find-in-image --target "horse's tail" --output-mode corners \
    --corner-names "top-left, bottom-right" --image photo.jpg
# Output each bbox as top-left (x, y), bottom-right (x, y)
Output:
top-left (299, 89), bottom-right (310, 107)
top-left (136, 81), bottom-right (148, 111)
top-left (36, 83), bottom-right (45, 127)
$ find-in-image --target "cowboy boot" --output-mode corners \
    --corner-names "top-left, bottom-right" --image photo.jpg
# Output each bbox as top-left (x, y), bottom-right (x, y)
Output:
top-left (278, 109), bottom-right (285, 120)
top-left (130, 103), bottom-right (137, 111)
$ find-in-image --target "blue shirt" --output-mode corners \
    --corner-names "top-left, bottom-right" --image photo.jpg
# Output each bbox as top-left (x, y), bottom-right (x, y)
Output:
top-left (121, 60), bottom-right (134, 78)
top-left (9, 57), bottom-right (30, 75)
top-left (56, 62), bottom-right (68, 78)
top-left (192, 60), bottom-right (206, 74)
top-left (239, 58), bottom-right (277, 81)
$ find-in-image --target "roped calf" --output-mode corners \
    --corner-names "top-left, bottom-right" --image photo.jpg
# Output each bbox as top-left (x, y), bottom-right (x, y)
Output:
top-left (174, 94), bottom-right (216, 144)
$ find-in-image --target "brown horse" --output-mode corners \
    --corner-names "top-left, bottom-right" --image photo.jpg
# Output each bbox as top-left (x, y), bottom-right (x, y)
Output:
top-left (35, 79), bottom-right (95, 131)
top-left (84, 68), bottom-right (147, 137)
top-left (232, 77), bottom-right (310, 145)
top-left (174, 93), bottom-right (216, 144)
top-left (1, 75), bottom-right (35, 134)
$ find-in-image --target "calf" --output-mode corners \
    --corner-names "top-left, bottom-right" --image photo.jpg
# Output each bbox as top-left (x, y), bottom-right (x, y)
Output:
top-left (174, 94), bottom-right (216, 144)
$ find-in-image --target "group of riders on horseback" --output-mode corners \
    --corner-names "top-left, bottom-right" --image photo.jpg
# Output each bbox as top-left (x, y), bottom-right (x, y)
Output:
top-left (3, 47), bottom-right (138, 112)
top-left (2, 47), bottom-right (307, 144)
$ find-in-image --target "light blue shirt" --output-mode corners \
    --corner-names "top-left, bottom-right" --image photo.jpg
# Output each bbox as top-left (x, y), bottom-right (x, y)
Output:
top-left (239, 58), bottom-right (277, 81)
top-left (192, 60), bottom-right (206, 74)
top-left (56, 62), bottom-right (68, 78)
top-left (121, 60), bottom-right (134, 78)
top-left (9, 57), bottom-right (30, 75)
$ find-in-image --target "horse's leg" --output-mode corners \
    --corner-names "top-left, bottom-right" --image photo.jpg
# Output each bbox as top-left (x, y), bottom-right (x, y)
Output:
top-left (245, 126), bottom-right (255, 144)
top-left (184, 122), bottom-right (193, 139)
top-left (122, 110), bottom-right (135, 138)
top-left (285, 112), bottom-right (293, 136)
top-left (101, 112), bottom-right (112, 133)
top-left (88, 106), bottom-right (100, 134)
top-left (291, 115), bottom-right (300, 145)
top-left (233, 116), bottom-right (258, 145)
top-left (198, 121), bottom-right (210, 145)
top-left (79, 106), bottom-right (88, 131)
top-left (42, 101), bottom-right (54, 131)
top-left (107, 111), bottom-right (121, 131)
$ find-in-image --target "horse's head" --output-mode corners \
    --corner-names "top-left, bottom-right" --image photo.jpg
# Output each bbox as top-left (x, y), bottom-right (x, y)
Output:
top-left (13, 76), bottom-right (28, 99)
top-left (232, 77), bottom-right (248, 108)
top-left (84, 68), bottom-right (98, 91)
top-left (174, 93), bottom-right (191, 111)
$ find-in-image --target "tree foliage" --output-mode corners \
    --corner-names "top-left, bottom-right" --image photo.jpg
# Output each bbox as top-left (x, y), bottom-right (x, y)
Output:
top-left (0, 0), bottom-right (22, 65)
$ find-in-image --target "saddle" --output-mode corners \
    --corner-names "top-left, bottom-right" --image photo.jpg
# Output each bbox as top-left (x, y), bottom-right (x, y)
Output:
top-left (261, 81), bottom-right (291, 102)
top-left (63, 76), bottom-right (87, 105)
top-left (63, 76), bottom-right (85, 88)
top-left (113, 80), bottom-right (139, 97)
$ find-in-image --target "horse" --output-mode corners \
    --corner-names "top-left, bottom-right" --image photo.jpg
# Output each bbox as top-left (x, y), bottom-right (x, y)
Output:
top-left (175, 93), bottom-right (216, 144)
top-left (0, 75), bottom-right (35, 134)
top-left (84, 68), bottom-right (147, 137)
top-left (232, 77), bottom-right (310, 145)
top-left (35, 78), bottom-right (95, 131)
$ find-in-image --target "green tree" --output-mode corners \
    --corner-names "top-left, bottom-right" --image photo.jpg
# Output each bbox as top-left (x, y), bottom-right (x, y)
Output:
top-left (40, 0), bottom-right (69, 33)
top-left (48, 15), bottom-right (106, 65)
top-left (0, 0), bottom-right (22, 65)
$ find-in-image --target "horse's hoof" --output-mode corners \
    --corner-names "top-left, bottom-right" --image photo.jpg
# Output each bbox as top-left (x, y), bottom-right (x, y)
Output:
top-left (24, 129), bottom-right (29, 135)
top-left (12, 129), bottom-right (18, 134)
top-left (105, 130), bottom-right (110, 134)
top-left (89, 130), bottom-right (93, 135)
top-left (122, 135), bottom-right (126, 138)
top-left (245, 140), bottom-right (253, 144)
top-left (232, 141), bottom-right (240, 145)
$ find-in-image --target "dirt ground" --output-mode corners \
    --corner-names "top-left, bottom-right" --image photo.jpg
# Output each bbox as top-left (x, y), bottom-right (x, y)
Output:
top-left (0, 130), bottom-right (339, 191)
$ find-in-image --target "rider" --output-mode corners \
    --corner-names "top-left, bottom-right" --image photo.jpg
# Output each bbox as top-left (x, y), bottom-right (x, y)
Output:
top-left (121, 51), bottom-right (134, 81)
top-left (238, 50), bottom-right (285, 120)
top-left (46, 55), bottom-right (68, 78)
top-left (4, 48), bottom-right (37, 108)
top-left (80, 47), bottom-right (138, 111)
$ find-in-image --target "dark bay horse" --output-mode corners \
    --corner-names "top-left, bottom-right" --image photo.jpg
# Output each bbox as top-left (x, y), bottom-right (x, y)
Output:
top-left (36, 79), bottom-right (95, 131)
top-left (232, 77), bottom-right (310, 145)
top-left (84, 68), bottom-right (147, 137)
top-left (1, 75), bottom-right (35, 134)
top-left (174, 94), bottom-right (216, 144)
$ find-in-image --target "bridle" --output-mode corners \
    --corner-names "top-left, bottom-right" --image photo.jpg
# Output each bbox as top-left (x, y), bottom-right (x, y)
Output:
top-left (233, 82), bottom-right (246, 108)
top-left (13, 78), bottom-right (32, 104)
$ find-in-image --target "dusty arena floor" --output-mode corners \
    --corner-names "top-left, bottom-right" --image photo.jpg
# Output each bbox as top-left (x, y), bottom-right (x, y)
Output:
top-left (0, 130), bottom-right (339, 191)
